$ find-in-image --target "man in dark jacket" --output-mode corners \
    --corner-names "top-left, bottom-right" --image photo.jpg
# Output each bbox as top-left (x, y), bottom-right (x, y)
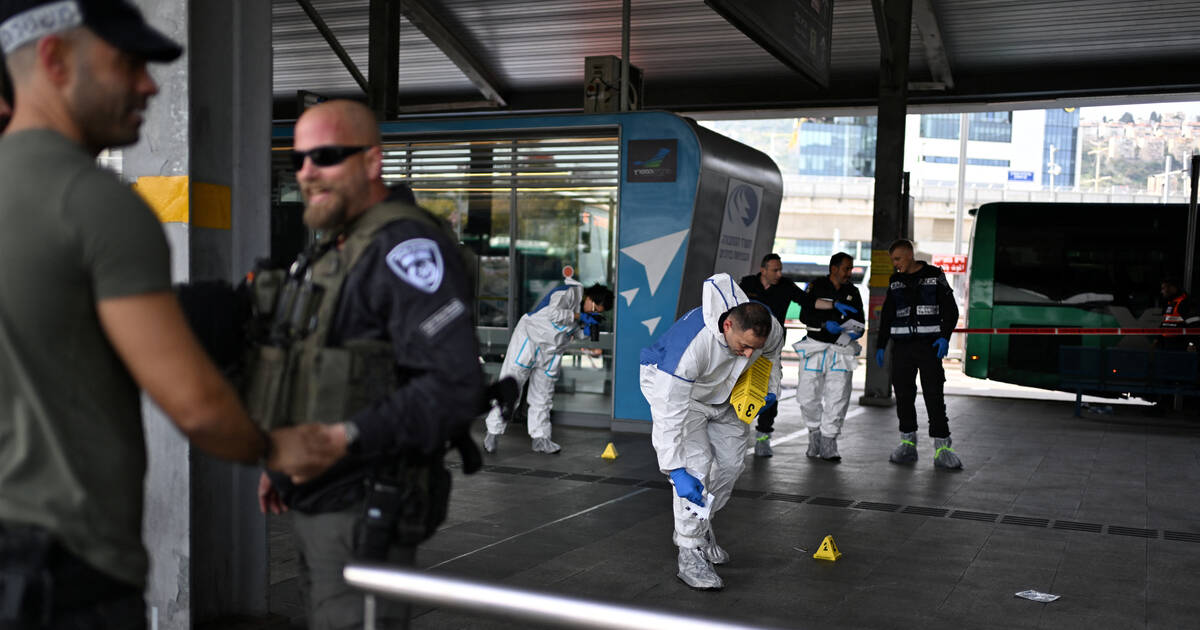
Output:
top-left (875, 240), bottom-right (962, 469)
top-left (739, 253), bottom-right (809, 456)
top-left (795, 252), bottom-right (864, 460)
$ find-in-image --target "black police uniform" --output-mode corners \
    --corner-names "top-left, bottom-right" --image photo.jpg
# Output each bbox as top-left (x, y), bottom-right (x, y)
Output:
top-left (799, 276), bottom-right (865, 343)
top-left (738, 273), bottom-right (811, 434)
top-left (877, 262), bottom-right (958, 437)
top-left (267, 192), bottom-right (484, 628)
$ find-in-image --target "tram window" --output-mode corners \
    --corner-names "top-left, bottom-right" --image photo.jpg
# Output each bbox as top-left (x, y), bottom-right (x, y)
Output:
top-left (993, 204), bottom-right (1184, 315)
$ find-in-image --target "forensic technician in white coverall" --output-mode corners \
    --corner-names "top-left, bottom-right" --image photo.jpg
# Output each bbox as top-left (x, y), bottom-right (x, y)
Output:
top-left (639, 273), bottom-right (784, 590)
top-left (484, 279), bottom-right (613, 454)
top-left (794, 252), bottom-right (866, 461)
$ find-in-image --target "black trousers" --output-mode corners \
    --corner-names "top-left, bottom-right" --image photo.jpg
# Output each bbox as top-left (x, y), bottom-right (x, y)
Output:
top-left (754, 401), bottom-right (777, 434)
top-left (0, 523), bottom-right (144, 630)
top-left (890, 338), bottom-right (950, 438)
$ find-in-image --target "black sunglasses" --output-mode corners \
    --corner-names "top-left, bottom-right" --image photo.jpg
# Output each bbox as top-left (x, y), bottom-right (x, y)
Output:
top-left (291, 145), bottom-right (368, 170)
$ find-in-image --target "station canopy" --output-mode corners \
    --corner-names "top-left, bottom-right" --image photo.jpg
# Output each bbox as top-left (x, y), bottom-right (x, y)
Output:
top-left (272, 0), bottom-right (1200, 118)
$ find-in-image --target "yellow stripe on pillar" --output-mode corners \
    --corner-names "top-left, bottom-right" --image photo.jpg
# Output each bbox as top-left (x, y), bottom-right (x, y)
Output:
top-left (132, 176), bottom-right (232, 229)
top-left (133, 175), bottom-right (189, 223)
top-left (191, 181), bottom-right (232, 229)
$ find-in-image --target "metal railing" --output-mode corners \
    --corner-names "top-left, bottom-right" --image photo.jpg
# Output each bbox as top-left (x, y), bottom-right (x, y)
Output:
top-left (344, 563), bottom-right (784, 630)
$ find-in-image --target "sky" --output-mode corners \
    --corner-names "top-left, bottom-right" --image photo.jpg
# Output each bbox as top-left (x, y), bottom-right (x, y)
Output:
top-left (1079, 101), bottom-right (1200, 122)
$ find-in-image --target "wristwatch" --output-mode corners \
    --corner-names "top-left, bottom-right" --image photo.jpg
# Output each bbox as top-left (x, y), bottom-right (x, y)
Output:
top-left (342, 421), bottom-right (360, 450)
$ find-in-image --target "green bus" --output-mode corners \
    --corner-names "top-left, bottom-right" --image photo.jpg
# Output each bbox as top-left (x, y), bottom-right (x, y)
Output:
top-left (963, 202), bottom-right (1193, 390)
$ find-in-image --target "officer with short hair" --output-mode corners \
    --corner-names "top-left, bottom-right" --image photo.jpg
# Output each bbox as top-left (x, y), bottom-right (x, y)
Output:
top-left (254, 99), bottom-right (485, 629)
top-left (875, 239), bottom-right (962, 469)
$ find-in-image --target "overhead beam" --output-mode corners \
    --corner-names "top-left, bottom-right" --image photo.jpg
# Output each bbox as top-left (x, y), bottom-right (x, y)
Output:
top-left (369, 0), bottom-right (402, 119)
top-left (294, 0), bottom-right (369, 94)
top-left (870, 0), bottom-right (892, 64)
top-left (400, 0), bottom-right (507, 107)
top-left (913, 0), bottom-right (954, 89)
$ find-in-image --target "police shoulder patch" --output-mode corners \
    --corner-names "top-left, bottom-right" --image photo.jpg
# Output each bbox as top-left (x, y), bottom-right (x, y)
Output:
top-left (386, 238), bottom-right (444, 293)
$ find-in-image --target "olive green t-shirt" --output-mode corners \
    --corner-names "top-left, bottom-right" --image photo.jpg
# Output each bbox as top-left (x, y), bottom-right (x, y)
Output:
top-left (0, 129), bottom-right (170, 588)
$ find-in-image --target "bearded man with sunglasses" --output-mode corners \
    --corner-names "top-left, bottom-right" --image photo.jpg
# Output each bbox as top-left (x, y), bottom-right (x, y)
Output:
top-left (255, 99), bottom-right (484, 629)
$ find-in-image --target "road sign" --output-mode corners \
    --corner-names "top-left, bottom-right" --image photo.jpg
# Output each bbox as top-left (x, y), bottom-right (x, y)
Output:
top-left (1007, 170), bottom-right (1034, 182)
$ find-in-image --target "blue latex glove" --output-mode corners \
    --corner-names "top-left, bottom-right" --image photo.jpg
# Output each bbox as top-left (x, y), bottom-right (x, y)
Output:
top-left (669, 468), bottom-right (705, 506)
top-left (875, 348), bottom-right (886, 367)
top-left (823, 320), bottom-right (843, 335)
top-left (579, 312), bottom-right (599, 337)
top-left (848, 329), bottom-right (863, 341)
top-left (932, 337), bottom-right (949, 359)
top-left (763, 393), bottom-right (777, 410)
top-left (834, 302), bottom-right (859, 317)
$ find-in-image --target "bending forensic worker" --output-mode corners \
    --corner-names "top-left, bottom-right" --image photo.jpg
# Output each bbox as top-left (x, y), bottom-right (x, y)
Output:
top-left (639, 273), bottom-right (783, 590)
top-left (484, 279), bottom-right (613, 454)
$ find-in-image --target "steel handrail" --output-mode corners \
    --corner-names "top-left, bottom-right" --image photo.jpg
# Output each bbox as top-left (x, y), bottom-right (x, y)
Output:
top-left (344, 563), bottom-right (784, 630)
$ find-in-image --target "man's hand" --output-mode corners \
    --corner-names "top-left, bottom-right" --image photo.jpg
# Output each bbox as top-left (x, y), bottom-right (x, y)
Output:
top-left (932, 338), bottom-right (949, 359)
top-left (266, 423), bottom-right (348, 484)
top-left (257, 471), bottom-right (287, 514)
top-left (669, 468), bottom-right (705, 507)
top-left (834, 302), bottom-right (859, 317)
top-left (875, 348), bottom-right (886, 367)
top-left (824, 320), bottom-right (843, 335)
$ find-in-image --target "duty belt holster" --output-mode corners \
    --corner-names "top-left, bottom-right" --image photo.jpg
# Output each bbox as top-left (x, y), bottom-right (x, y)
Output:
top-left (353, 452), bottom-right (452, 561)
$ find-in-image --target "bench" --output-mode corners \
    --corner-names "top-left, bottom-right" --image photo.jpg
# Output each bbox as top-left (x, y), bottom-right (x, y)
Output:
top-left (1058, 346), bottom-right (1200, 416)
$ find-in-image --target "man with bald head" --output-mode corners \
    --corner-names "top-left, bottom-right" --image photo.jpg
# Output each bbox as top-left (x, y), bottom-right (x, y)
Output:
top-left (255, 99), bottom-right (483, 629)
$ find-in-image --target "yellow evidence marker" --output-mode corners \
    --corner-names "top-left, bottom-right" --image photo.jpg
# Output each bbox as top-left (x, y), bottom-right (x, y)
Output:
top-left (813, 535), bottom-right (842, 562)
top-left (601, 442), bottom-right (618, 460)
top-left (730, 355), bottom-right (773, 424)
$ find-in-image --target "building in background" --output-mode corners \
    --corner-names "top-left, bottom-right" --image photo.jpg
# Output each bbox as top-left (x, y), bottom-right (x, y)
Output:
top-left (701, 107), bottom-right (1194, 269)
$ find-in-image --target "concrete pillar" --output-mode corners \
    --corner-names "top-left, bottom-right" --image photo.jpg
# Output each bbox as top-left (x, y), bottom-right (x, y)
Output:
top-left (121, 1), bottom-right (273, 627)
top-left (861, 0), bottom-right (913, 406)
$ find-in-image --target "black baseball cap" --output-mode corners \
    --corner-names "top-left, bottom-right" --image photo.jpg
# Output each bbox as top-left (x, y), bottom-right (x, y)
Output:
top-left (0, 0), bottom-right (182, 62)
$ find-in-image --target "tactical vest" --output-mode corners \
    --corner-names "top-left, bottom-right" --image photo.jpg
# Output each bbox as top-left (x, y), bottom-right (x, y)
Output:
top-left (888, 273), bottom-right (943, 339)
top-left (243, 201), bottom-right (473, 431)
top-left (1162, 293), bottom-right (1189, 328)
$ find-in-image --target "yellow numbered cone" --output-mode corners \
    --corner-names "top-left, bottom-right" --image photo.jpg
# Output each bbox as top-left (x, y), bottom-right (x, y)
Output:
top-left (601, 442), bottom-right (618, 460)
top-left (729, 356), bottom-right (772, 424)
top-left (813, 535), bottom-right (841, 561)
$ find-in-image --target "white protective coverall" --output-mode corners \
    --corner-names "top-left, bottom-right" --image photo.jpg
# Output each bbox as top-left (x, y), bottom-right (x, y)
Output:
top-left (485, 278), bottom-right (585, 439)
top-left (793, 335), bottom-right (860, 439)
top-left (639, 273), bottom-right (784, 549)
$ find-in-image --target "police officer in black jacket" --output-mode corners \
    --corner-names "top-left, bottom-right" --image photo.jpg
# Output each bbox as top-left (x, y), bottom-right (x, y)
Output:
top-left (739, 253), bottom-right (810, 456)
top-left (256, 100), bottom-right (484, 628)
top-left (875, 239), bottom-right (962, 469)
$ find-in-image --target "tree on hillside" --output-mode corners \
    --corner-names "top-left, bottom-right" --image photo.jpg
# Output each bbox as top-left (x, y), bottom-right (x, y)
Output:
top-left (1120, 112), bottom-right (1135, 124)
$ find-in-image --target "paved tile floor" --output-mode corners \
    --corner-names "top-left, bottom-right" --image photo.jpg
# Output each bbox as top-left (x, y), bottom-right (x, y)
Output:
top-left (267, 376), bottom-right (1200, 629)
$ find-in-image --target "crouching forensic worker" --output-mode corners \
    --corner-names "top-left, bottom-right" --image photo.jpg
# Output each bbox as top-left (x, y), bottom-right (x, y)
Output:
top-left (639, 274), bottom-right (784, 590)
top-left (483, 279), bottom-right (613, 454)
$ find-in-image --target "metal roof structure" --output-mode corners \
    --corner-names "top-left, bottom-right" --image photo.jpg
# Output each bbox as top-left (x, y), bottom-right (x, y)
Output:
top-left (272, 0), bottom-right (1200, 119)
